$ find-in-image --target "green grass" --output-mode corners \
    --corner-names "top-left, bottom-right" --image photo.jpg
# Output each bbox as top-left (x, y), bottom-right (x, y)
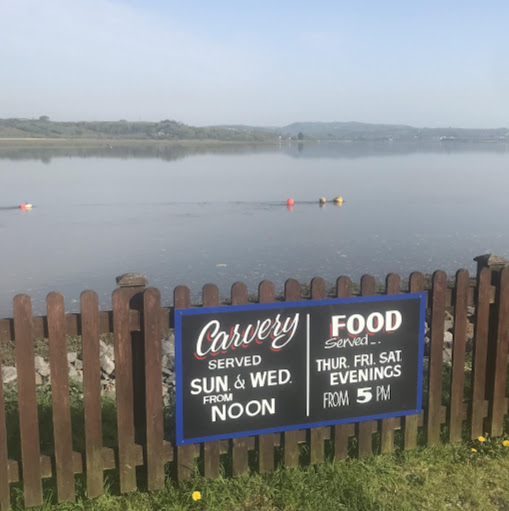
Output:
top-left (6, 437), bottom-right (509, 511)
top-left (3, 374), bottom-right (509, 510)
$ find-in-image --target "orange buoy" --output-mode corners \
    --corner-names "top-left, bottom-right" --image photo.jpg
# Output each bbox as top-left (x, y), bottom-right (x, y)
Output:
top-left (286, 198), bottom-right (294, 206)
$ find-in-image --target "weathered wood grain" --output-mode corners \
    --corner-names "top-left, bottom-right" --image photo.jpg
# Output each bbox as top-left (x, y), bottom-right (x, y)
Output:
top-left (47, 292), bottom-right (75, 502)
top-left (81, 290), bottom-right (104, 498)
top-left (427, 271), bottom-right (447, 445)
top-left (448, 270), bottom-right (469, 442)
top-left (14, 295), bottom-right (42, 507)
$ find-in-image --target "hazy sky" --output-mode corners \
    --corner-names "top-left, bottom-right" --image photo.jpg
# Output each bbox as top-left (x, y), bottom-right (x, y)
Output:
top-left (1, 1), bottom-right (508, 128)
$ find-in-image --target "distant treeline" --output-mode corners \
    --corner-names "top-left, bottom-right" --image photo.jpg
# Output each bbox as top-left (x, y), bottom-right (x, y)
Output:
top-left (0, 117), bottom-right (508, 143)
top-left (0, 118), bottom-right (278, 142)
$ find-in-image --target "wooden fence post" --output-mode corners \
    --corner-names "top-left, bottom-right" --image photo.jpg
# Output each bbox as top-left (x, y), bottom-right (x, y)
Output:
top-left (448, 270), bottom-right (469, 443)
top-left (202, 284), bottom-right (221, 479)
top-left (143, 287), bottom-right (165, 491)
top-left (333, 277), bottom-right (355, 460)
top-left (231, 282), bottom-right (250, 477)
top-left (403, 272), bottom-right (424, 450)
top-left (470, 268), bottom-right (491, 439)
top-left (309, 278), bottom-right (329, 465)
top-left (14, 295), bottom-right (43, 507)
top-left (81, 290), bottom-right (104, 498)
top-left (474, 255), bottom-right (509, 437)
top-left (174, 285), bottom-right (197, 481)
top-left (47, 292), bottom-right (75, 502)
top-left (257, 280), bottom-right (278, 473)
top-left (380, 273), bottom-right (401, 454)
top-left (283, 279), bottom-right (302, 468)
top-left (427, 271), bottom-right (447, 446)
top-left (113, 273), bottom-right (148, 493)
top-left (0, 349), bottom-right (10, 511)
top-left (357, 275), bottom-right (378, 457)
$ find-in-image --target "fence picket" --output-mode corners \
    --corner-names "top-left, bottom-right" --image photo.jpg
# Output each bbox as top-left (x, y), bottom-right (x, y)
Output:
top-left (357, 275), bottom-right (377, 457)
top-left (470, 268), bottom-right (491, 439)
top-left (47, 292), bottom-right (75, 502)
top-left (283, 278), bottom-right (301, 467)
top-left (112, 288), bottom-right (137, 493)
top-left (174, 285), bottom-right (196, 481)
top-left (333, 276), bottom-right (354, 460)
top-left (0, 349), bottom-right (10, 511)
top-left (448, 270), bottom-right (469, 442)
top-left (144, 288), bottom-right (165, 490)
top-left (81, 290), bottom-right (104, 498)
top-left (487, 266), bottom-right (509, 436)
top-left (231, 282), bottom-right (250, 477)
top-left (13, 294), bottom-right (43, 507)
top-left (404, 272), bottom-right (424, 450)
top-left (309, 277), bottom-right (328, 464)
top-left (202, 284), bottom-right (221, 479)
top-left (427, 271), bottom-right (447, 445)
top-left (257, 280), bottom-right (277, 473)
top-left (380, 274), bottom-right (400, 454)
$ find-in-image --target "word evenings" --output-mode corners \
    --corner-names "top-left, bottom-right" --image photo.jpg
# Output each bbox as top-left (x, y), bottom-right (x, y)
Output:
top-left (189, 309), bottom-right (404, 422)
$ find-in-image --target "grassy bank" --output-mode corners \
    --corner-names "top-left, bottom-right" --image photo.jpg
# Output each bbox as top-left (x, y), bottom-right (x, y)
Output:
top-left (5, 435), bottom-right (509, 511)
top-left (2, 373), bottom-right (509, 510)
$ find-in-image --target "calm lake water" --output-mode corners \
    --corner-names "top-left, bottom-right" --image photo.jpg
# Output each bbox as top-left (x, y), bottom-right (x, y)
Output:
top-left (1, 141), bottom-right (508, 317)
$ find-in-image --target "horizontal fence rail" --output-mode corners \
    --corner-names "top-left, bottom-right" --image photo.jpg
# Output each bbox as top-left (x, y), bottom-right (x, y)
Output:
top-left (0, 262), bottom-right (507, 509)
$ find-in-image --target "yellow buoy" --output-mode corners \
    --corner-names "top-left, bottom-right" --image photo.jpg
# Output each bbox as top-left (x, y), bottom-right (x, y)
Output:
top-left (319, 197), bottom-right (326, 204)
top-left (333, 196), bottom-right (343, 204)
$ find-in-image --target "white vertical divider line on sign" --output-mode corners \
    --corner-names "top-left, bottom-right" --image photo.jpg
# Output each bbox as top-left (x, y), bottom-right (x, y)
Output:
top-left (306, 314), bottom-right (310, 416)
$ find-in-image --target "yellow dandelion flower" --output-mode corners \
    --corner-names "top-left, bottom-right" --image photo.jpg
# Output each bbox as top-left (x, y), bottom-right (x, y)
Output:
top-left (503, 440), bottom-right (509, 447)
top-left (192, 491), bottom-right (202, 501)
top-left (471, 448), bottom-right (477, 452)
top-left (478, 436), bottom-right (486, 442)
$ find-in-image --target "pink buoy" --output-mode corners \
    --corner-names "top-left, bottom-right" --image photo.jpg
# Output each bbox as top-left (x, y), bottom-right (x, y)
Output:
top-left (20, 204), bottom-right (26, 211)
top-left (286, 198), bottom-right (294, 206)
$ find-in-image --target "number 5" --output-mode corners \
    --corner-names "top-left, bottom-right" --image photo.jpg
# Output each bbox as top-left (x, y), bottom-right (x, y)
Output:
top-left (356, 387), bottom-right (373, 403)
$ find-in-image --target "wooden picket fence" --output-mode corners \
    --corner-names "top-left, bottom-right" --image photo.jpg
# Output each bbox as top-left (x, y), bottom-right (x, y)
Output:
top-left (0, 261), bottom-right (508, 509)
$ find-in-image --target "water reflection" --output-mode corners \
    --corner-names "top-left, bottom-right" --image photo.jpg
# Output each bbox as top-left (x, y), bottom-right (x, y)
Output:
top-left (0, 140), bottom-right (507, 164)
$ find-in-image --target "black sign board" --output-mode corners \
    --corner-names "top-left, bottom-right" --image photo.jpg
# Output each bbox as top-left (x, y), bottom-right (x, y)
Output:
top-left (175, 293), bottom-right (425, 445)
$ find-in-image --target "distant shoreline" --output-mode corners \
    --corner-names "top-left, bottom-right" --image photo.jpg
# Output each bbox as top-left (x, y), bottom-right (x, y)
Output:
top-left (0, 138), bottom-right (285, 147)
top-left (0, 137), bottom-right (507, 148)
top-left (2, 118), bottom-right (508, 146)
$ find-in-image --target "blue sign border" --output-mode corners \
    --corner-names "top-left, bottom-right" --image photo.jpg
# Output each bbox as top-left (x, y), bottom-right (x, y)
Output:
top-left (175, 292), bottom-right (426, 445)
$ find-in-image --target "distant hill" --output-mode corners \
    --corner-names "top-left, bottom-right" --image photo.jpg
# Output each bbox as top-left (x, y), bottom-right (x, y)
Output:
top-left (281, 121), bottom-right (414, 138)
top-left (221, 121), bottom-right (509, 142)
top-left (1, 117), bottom-right (508, 143)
